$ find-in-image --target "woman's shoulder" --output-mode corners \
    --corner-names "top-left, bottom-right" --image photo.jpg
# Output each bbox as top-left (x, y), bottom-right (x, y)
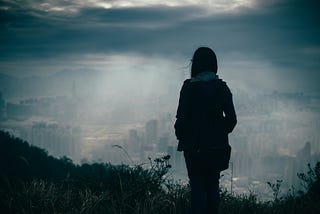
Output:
top-left (218, 79), bottom-right (232, 95)
top-left (183, 77), bottom-right (227, 86)
top-left (182, 78), bottom-right (231, 93)
top-left (183, 79), bottom-right (191, 84)
top-left (180, 79), bottom-right (192, 90)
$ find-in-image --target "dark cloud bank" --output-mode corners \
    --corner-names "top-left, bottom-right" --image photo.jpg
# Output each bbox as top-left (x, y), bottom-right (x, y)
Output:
top-left (0, 0), bottom-right (319, 94)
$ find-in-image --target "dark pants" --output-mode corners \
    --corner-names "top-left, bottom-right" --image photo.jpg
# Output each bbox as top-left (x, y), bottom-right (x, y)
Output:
top-left (184, 152), bottom-right (221, 214)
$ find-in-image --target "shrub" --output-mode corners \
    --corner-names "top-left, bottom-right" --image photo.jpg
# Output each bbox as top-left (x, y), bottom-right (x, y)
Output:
top-left (1, 131), bottom-right (320, 213)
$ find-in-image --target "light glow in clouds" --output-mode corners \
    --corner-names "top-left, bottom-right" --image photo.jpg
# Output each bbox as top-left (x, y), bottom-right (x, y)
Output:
top-left (19, 0), bottom-right (255, 13)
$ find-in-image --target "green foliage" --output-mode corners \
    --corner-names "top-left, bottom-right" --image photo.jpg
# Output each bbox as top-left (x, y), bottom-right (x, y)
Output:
top-left (1, 130), bottom-right (320, 213)
top-left (267, 179), bottom-right (283, 202)
top-left (0, 161), bottom-right (189, 213)
top-left (219, 190), bottom-right (267, 214)
top-left (297, 162), bottom-right (320, 198)
top-left (0, 130), bottom-right (189, 213)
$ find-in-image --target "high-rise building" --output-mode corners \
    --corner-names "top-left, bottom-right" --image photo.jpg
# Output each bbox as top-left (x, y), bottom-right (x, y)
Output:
top-left (159, 136), bottom-right (169, 152)
top-left (30, 121), bottom-right (81, 162)
top-left (145, 119), bottom-right (158, 145)
top-left (128, 129), bottom-right (139, 153)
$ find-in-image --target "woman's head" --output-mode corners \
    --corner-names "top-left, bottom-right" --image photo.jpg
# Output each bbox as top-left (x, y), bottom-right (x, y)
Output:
top-left (191, 47), bottom-right (218, 77)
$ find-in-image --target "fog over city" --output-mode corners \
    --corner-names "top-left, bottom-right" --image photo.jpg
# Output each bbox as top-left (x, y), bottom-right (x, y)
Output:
top-left (1, 0), bottom-right (320, 199)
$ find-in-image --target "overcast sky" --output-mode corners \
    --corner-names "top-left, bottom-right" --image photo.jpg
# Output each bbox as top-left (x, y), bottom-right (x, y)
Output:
top-left (1, 0), bottom-right (320, 94)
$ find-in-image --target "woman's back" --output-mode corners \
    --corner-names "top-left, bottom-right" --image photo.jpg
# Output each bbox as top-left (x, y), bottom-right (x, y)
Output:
top-left (174, 47), bottom-right (237, 214)
top-left (175, 75), bottom-right (236, 151)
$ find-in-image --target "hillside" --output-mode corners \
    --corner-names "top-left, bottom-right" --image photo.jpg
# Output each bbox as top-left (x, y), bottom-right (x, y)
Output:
top-left (0, 130), bottom-right (319, 213)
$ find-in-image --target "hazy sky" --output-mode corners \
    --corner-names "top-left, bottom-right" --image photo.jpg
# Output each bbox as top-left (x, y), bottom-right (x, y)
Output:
top-left (1, 0), bottom-right (320, 94)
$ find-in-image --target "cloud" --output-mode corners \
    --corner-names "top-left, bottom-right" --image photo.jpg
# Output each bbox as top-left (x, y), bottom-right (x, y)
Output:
top-left (1, 0), bottom-right (318, 57)
top-left (0, 0), bottom-right (256, 13)
top-left (0, 0), bottom-right (319, 93)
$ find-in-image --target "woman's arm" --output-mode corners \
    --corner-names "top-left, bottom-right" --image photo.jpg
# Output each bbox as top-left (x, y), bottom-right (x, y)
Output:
top-left (174, 80), bottom-right (190, 141)
top-left (222, 85), bottom-right (237, 133)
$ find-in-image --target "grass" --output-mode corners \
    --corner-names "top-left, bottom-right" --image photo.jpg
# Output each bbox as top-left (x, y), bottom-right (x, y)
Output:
top-left (1, 161), bottom-right (320, 213)
top-left (1, 159), bottom-right (190, 214)
top-left (0, 130), bottom-right (320, 213)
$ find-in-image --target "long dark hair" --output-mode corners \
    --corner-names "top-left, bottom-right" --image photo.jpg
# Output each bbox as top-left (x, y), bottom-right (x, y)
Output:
top-left (191, 47), bottom-right (218, 77)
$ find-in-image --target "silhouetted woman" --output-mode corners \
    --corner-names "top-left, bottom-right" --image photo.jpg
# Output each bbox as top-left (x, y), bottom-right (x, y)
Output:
top-left (175, 47), bottom-right (237, 214)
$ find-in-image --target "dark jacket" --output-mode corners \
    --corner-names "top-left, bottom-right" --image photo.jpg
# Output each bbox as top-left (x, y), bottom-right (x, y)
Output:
top-left (174, 78), bottom-right (237, 152)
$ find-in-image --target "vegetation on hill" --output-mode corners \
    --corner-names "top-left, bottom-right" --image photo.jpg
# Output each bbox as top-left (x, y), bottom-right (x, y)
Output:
top-left (0, 130), bottom-right (319, 213)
